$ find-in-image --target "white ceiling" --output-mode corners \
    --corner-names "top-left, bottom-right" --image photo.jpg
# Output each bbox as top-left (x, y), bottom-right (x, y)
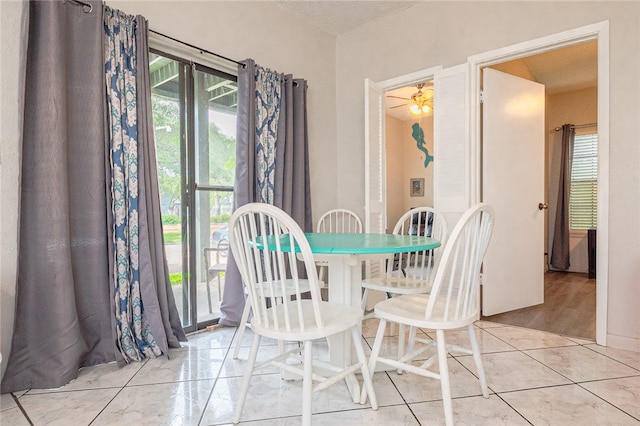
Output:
top-left (272, 2), bottom-right (598, 122)
top-left (274, 1), bottom-right (417, 36)
top-left (491, 40), bottom-right (598, 96)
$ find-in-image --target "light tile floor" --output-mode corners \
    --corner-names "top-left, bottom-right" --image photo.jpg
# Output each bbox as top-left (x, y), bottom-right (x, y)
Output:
top-left (1, 319), bottom-right (639, 425)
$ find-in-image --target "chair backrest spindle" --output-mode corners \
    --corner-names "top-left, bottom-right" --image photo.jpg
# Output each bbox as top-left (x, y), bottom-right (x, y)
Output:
top-left (230, 203), bottom-right (325, 334)
top-left (389, 207), bottom-right (448, 284)
top-left (316, 209), bottom-right (363, 234)
top-left (424, 204), bottom-right (494, 323)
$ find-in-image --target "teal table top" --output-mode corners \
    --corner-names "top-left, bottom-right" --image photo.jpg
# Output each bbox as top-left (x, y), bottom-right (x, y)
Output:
top-left (259, 232), bottom-right (440, 255)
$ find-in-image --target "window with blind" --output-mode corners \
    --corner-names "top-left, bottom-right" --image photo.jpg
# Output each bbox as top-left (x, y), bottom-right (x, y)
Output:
top-left (569, 133), bottom-right (598, 229)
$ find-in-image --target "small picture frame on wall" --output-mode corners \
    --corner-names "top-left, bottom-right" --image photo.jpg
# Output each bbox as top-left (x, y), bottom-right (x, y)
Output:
top-left (410, 178), bottom-right (424, 197)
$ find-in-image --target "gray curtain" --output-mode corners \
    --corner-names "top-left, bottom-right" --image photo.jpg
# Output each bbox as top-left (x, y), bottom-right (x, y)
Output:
top-left (1, 0), bottom-right (185, 394)
top-left (550, 124), bottom-right (575, 270)
top-left (134, 16), bottom-right (186, 352)
top-left (1, 0), bottom-right (114, 393)
top-left (275, 77), bottom-right (313, 231)
top-left (219, 60), bottom-right (312, 326)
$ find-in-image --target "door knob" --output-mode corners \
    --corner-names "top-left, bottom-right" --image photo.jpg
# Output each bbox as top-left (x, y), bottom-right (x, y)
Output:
top-left (538, 202), bottom-right (548, 210)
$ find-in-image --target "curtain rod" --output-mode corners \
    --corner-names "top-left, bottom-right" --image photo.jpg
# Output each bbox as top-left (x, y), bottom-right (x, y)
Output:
top-left (555, 122), bottom-right (597, 131)
top-left (67, 0), bottom-right (92, 13)
top-left (150, 29), bottom-right (245, 68)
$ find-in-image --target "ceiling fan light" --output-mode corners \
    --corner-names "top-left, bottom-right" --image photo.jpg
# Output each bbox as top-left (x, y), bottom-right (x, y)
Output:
top-left (422, 104), bottom-right (431, 114)
top-left (409, 104), bottom-right (421, 116)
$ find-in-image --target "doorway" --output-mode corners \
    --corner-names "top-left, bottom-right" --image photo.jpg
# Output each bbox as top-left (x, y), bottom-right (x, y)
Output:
top-left (150, 49), bottom-right (237, 333)
top-left (479, 42), bottom-right (598, 340)
top-left (384, 82), bottom-right (435, 228)
top-left (365, 22), bottom-right (609, 345)
top-left (469, 21), bottom-right (609, 344)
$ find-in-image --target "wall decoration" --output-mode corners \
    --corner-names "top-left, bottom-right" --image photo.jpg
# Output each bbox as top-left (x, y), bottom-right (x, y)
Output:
top-left (411, 123), bottom-right (434, 168)
top-left (410, 178), bottom-right (425, 197)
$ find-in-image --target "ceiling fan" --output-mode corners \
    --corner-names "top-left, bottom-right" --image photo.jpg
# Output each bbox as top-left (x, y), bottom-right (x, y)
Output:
top-left (387, 82), bottom-right (434, 116)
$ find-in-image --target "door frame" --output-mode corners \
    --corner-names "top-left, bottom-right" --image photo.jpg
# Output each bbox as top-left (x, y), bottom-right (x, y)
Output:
top-left (365, 65), bottom-right (442, 233)
top-left (378, 66), bottom-right (443, 92)
top-left (468, 21), bottom-right (610, 345)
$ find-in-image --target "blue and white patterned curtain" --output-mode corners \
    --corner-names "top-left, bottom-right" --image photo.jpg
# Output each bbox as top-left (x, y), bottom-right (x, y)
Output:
top-left (219, 59), bottom-right (311, 326)
top-left (104, 6), bottom-right (161, 362)
top-left (255, 67), bottom-right (282, 204)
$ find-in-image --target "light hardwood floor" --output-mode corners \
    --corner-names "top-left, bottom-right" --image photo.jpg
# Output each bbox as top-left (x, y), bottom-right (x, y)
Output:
top-left (482, 271), bottom-right (596, 340)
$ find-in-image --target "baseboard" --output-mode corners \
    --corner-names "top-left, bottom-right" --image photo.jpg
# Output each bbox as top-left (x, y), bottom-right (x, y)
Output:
top-left (606, 333), bottom-right (640, 353)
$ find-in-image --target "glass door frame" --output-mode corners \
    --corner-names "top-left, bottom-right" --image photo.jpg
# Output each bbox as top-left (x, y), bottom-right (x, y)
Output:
top-left (151, 48), bottom-right (237, 334)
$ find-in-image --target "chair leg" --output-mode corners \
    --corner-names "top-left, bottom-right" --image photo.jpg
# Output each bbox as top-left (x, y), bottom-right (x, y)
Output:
top-left (206, 275), bottom-right (213, 313)
top-left (361, 288), bottom-right (369, 311)
top-left (468, 324), bottom-right (490, 398)
top-left (302, 340), bottom-right (313, 426)
top-left (361, 318), bottom-right (386, 404)
top-left (352, 327), bottom-right (378, 409)
top-left (407, 325), bottom-right (417, 355)
top-left (216, 273), bottom-right (222, 300)
top-left (232, 333), bottom-right (261, 424)
top-left (387, 294), bottom-right (395, 336)
top-left (232, 300), bottom-right (252, 359)
top-left (397, 323), bottom-right (406, 374)
top-left (436, 329), bottom-right (453, 426)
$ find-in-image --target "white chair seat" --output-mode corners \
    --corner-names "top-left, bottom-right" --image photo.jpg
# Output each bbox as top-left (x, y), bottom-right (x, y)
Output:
top-left (255, 278), bottom-right (312, 297)
top-left (374, 293), bottom-right (474, 331)
top-left (253, 300), bottom-right (363, 342)
top-left (362, 276), bottom-right (433, 295)
top-left (210, 262), bottom-right (226, 272)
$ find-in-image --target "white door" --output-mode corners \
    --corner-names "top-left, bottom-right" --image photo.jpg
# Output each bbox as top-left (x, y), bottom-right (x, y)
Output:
top-left (364, 78), bottom-right (386, 281)
top-left (364, 78), bottom-right (387, 235)
top-left (481, 68), bottom-right (545, 316)
top-left (433, 64), bottom-right (470, 227)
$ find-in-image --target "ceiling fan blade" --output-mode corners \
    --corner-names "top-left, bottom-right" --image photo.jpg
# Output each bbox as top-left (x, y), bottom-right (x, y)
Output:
top-left (386, 95), bottom-right (410, 100)
top-left (390, 104), bottom-right (408, 109)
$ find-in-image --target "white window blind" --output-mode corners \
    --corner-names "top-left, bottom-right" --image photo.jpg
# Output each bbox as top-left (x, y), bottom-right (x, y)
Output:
top-left (569, 133), bottom-right (598, 229)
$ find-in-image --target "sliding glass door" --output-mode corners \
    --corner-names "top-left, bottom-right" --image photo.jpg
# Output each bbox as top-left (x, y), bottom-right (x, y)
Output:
top-left (150, 50), bottom-right (237, 332)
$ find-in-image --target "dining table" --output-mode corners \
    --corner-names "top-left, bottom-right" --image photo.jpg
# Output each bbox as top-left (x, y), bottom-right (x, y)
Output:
top-left (303, 233), bottom-right (440, 365)
top-left (264, 232), bottom-right (441, 399)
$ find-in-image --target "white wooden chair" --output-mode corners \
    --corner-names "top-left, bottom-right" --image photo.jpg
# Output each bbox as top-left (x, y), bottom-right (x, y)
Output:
top-left (363, 203), bottom-right (494, 426)
top-left (230, 203), bottom-right (377, 425)
top-left (362, 207), bottom-right (447, 301)
top-left (315, 209), bottom-right (363, 283)
top-left (232, 209), bottom-right (357, 359)
top-left (203, 239), bottom-right (229, 313)
top-left (361, 207), bottom-right (447, 349)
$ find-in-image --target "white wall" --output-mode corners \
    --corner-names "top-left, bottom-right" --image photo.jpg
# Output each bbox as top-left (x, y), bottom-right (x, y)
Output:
top-left (0, 0), bottom-right (337, 378)
top-left (335, 1), bottom-right (640, 351)
top-left (385, 115), bottom-right (405, 230)
top-left (385, 115), bottom-right (435, 229)
top-left (401, 118), bottom-right (434, 213)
